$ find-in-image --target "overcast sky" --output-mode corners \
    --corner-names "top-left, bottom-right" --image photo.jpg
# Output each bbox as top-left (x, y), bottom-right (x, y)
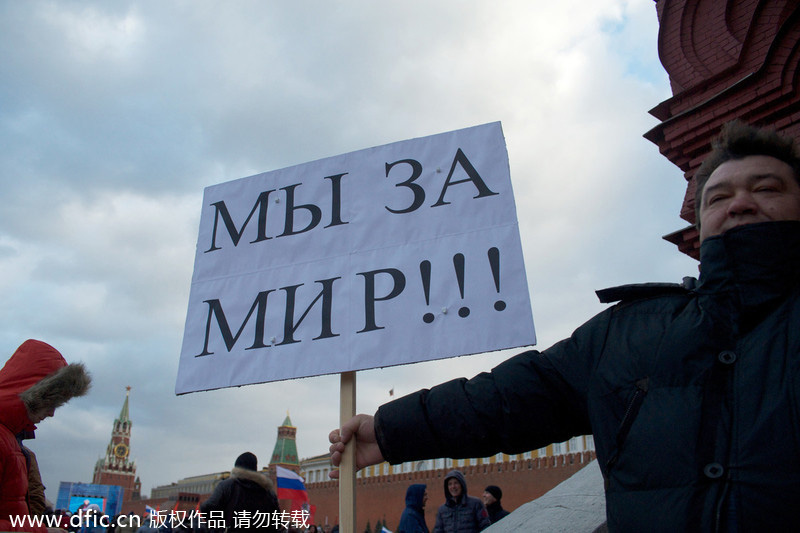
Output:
top-left (0, 0), bottom-right (699, 504)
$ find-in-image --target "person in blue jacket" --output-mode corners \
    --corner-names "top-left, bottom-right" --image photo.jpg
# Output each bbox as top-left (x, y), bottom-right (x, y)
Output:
top-left (397, 484), bottom-right (429, 533)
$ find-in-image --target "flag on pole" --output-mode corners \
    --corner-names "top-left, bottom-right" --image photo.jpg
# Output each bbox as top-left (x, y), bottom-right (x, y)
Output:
top-left (276, 466), bottom-right (309, 503)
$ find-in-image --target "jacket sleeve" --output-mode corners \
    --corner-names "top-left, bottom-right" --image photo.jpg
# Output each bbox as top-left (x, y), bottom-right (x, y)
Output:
top-left (432, 508), bottom-right (443, 533)
top-left (0, 440), bottom-right (47, 532)
top-left (374, 308), bottom-right (612, 464)
top-left (199, 480), bottom-right (230, 515)
top-left (23, 447), bottom-right (46, 517)
top-left (475, 500), bottom-right (491, 531)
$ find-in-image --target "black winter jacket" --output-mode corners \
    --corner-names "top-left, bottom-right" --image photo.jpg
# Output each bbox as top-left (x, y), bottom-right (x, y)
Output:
top-left (374, 221), bottom-right (800, 532)
top-left (199, 467), bottom-right (281, 532)
top-left (485, 501), bottom-right (509, 524)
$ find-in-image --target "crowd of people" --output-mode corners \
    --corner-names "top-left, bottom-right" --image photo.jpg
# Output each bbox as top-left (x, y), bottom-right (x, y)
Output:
top-left (0, 338), bottom-right (514, 533)
top-left (397, 475), bottom-right (510, 533)
top-left (8, 473), bottom-right (509, 533)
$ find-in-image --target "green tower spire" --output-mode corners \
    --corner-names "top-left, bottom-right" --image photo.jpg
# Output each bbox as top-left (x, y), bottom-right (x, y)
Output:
top-left (118, 386), bottom-right (131, 423)
top-left (270, 411), bottom-right (299, 467)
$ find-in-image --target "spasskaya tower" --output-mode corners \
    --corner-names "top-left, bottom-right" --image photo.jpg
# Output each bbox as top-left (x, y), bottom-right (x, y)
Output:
top-left (92, 387), bottom-right (141, 500)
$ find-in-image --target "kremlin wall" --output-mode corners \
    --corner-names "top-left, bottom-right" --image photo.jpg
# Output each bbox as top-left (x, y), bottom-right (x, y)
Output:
top-left (303, 450), bottom-right (597, 530)
top-left (116, 414), bottom-right (596, 532)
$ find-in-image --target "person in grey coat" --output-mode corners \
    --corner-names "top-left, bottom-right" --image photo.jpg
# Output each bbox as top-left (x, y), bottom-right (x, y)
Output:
top-left (433, 471), bottom-right (489, 533)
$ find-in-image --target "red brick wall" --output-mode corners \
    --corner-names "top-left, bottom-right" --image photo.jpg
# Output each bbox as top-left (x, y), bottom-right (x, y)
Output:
top-left (120, 497), bottom-right (169, 517)
top-left (93, 471), bottom-right (137, 500)
top-left (306, 451), bottom-right (596, 532)
top-left (646, 0), bottom-right (800, 258)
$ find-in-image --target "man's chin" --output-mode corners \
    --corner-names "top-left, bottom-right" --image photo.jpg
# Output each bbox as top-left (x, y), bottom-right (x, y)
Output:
top-left (722, 220), bottom-right (770, 234)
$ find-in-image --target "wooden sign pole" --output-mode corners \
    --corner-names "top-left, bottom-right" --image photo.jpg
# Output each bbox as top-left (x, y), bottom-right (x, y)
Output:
top-left (339, 371), bottom-right (357, 532)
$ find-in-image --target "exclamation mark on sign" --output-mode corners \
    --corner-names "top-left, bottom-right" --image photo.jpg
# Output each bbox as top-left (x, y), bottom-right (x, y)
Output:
top-left (420, 260), bottom-right (435, 323)
top-left (453, 253), bottom-right (470, 318)
top-left (488, 247), bottom-right (506, 311)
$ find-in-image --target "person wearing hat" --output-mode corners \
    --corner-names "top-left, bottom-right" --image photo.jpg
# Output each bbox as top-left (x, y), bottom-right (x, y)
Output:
top-left (199, 452), bottom-right (281, 532)
top-left (0, 339), bottom-right (91, 533)
top-left (482, 486), bottom-right (509, 524)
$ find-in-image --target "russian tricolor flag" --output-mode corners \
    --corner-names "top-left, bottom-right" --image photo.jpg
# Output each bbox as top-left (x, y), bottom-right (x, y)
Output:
top-left (276, 465), bottom-right (309, 502)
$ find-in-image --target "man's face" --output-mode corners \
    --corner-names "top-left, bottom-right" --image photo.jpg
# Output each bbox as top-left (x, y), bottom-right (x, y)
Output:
top-left (447, 478), bottom-right (462, 498)
top-left (482, 491), bottom-right (497, 506)
top-left (698, 155), bottom-right (800, 242)
top-left (28, 406), bottom-right (56, 424)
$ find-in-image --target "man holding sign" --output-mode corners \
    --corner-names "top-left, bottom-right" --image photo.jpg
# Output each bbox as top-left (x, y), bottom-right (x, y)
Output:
top-left (329, 121), bottom-right (800, 531)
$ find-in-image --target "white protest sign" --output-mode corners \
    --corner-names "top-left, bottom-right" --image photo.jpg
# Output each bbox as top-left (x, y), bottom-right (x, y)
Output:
top-left (176, 121), bottom-right (535, 394)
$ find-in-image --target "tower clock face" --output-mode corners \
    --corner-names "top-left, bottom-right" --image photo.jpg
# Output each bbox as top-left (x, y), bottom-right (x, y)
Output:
top-left (113, 443), bottom-right (129, 458)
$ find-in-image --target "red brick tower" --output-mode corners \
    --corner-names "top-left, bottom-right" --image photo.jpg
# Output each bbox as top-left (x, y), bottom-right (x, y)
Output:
top-left (92, 387), bottom-right (141, 500)
top-left (644, 0), bottom-right (800, 258)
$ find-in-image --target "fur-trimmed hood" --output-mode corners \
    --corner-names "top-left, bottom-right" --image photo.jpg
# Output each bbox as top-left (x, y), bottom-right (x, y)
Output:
top-left (0, 340), bottom-right (91, 434)
top-left (230, 466), bottom-right (274, 492)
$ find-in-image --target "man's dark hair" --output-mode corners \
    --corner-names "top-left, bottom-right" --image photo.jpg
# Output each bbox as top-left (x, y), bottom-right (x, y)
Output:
top-left (234, 451), bottom-right (258, 471)
top-left (694, 120), bottom-right (800, 228)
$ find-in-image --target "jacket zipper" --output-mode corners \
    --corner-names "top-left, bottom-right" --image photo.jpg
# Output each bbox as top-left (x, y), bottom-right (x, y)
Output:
top-left (606, 377), bottom-right (649, 475)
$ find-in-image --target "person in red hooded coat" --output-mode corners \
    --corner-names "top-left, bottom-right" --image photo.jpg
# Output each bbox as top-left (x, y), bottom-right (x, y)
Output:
top-left (0, 340), bottom-right (91, 532)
